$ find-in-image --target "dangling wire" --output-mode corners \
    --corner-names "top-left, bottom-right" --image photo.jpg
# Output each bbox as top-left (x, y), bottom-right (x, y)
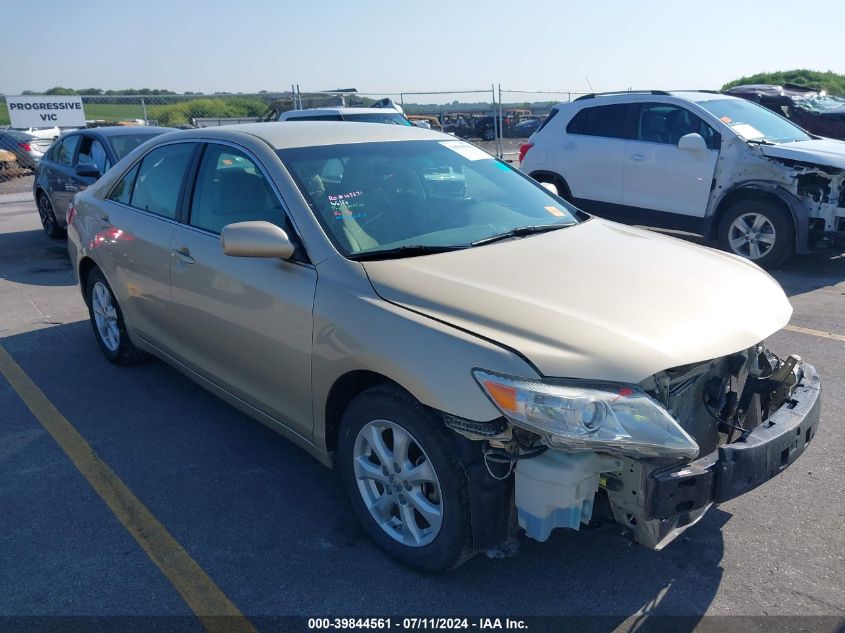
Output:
top-left (483, 443), bottom-right (548, 481)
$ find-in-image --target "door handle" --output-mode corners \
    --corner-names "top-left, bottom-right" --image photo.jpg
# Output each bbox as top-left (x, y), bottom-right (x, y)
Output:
top-left (173, 246), bottom-right (195, 264)
top-left (98, 213), bottom-right (110, 223)
top-left (629, 154), bottom-right (646, 161)
top-left (562, 142), bottom-right (575, 150)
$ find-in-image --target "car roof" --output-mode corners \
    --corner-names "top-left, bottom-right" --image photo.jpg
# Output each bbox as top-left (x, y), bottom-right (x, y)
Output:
top-left (553, 91), bottom-right (740, 109)
top-left (156, 121), bottom-right (452, 149)
top-left (80, 126), bottom-right (174, 138)
top-left (0, 129), bottom-right (34, 138)
top-left (281, 107), bottom-right (404, 117)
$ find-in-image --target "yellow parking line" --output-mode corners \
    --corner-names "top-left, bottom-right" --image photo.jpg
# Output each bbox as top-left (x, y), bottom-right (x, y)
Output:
top-left (784, 324), bottom-right (845, 343)
top-left (0, 344), bottom-right (257, 633)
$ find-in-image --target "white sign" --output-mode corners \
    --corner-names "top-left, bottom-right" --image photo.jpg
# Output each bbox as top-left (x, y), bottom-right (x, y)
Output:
top-left (6, 96), bottom-right (87, 129)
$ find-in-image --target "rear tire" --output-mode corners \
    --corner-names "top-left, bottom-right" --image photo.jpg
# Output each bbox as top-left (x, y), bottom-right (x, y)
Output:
top-left (85, 268), bottom-right (147, 365)
top-left (37, 192), bottom-right (66, 239)
top-left (717, 196), bottom-right (794, 268)
top-left (338, 385), bottom-right (473, 572)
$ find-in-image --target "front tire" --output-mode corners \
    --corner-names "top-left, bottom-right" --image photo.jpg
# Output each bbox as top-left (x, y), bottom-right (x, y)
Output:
top-left (338, 385), bottom-right (473, 572)
top-left (37, 192), bottom-right (66, 239)
top-left (717, 197), bottom-right (794, 268)
top-left (85, 268), bottom-right (147, 365)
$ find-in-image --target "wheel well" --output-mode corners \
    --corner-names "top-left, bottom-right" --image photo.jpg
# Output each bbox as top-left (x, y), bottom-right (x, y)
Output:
top-left (528, 171), bottom-right (572, 200)
top-left (78, 257), bottom-right (98, 305)
top-left (711, 188), bottom-right (793, 241)
top-left (323, 370), bottom-right (401, 455)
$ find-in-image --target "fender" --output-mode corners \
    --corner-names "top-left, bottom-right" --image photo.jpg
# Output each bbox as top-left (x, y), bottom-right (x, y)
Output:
top-left (707, 180), bottom-right (812, 254)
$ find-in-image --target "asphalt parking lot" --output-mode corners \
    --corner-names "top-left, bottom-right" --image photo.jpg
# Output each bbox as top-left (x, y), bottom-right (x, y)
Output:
top-left (1, 190), bottom-right (844, 632)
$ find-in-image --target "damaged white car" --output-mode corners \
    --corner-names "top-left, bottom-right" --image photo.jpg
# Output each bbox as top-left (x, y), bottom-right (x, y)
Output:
top-left (520, 90), bottom-right (845, 267)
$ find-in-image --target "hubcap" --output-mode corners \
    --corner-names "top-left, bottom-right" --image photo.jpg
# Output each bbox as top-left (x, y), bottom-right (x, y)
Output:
top-left (728, 212), bottom-right (776, 260)
top-left (91, 281), bottom-right (120, 352)
top-left (353, 419), bottom-right (443, 547)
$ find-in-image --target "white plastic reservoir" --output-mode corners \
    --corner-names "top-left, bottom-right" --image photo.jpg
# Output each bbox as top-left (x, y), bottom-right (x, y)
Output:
top-left (515, 450), bottom-right (621, 542)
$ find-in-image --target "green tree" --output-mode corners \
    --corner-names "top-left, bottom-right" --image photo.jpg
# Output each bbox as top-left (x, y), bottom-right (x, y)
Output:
top-left (44, 87), bottom-right (78, 95)
top-left (722, 69), bottom-right (845, 96)
top-left (148, 96), bottom-right (269, 126)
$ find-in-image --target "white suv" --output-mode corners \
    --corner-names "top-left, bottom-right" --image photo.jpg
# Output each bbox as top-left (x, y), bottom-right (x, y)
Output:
top-left (520, 90), bottom-right (845, 267)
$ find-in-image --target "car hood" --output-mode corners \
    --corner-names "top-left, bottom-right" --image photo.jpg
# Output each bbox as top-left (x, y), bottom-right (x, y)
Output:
top-left (760, 138), bottom-right (845, 170)
top-left (362, 219), bottom-right (792, 383)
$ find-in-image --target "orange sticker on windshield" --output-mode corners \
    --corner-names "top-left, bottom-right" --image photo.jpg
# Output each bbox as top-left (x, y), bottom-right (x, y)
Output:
top-left (545, 206), bottom-right (565, 217)
top-left (720, 116), bottom-right (732, 123)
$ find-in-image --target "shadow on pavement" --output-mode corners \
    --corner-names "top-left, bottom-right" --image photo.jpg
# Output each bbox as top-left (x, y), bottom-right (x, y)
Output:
top-left (0, 322), bottom-right (727, 629)
top-left (0, 229), bottom-right (74, 287)
top-left (769, 248), bottom-right (845, 298)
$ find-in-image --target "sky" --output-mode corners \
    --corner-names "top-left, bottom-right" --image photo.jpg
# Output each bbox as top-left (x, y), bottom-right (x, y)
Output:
top-left (2, 0), bottom-right (844, 98)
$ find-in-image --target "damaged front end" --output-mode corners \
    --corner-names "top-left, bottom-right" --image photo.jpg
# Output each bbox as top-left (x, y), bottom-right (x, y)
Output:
top-left (772, 157), bottom-right (845, 238)
top-left (607, 345), bottom-right (820, 549)
top-left (470, 345), bottom-right (820, 550)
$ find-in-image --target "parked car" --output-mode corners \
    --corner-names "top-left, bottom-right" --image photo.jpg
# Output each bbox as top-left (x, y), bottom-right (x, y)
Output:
top-left (33, 126), bottom-right (172, 238)
top-left (442, 111), bottom-right (530, 141)
top-left (67, 122), bottom-right (820, 571)
top-left (20, 126), bottom-right (65, 141)
top-left (441, 114), bottom-right (498, 141)
top-left (726, 83), bottom-right (845, 141)
top-left (520, 90), bottom-right (845, 267)
top-left (278, 107), bottom-right (412, 126)
top-left (407, 115), bottom-right (443, 132)
top-left (0, 129), bottom-right (52, 169)
top-left (511, 116), bottom-right (543, 137)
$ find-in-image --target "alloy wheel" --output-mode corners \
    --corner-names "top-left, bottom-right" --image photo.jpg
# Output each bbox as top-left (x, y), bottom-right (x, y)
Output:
top-left (91, 281), bottom-right (120, 352)
top-left (353, 419), bottom-right (443, 547)
top-left (37, 195), bottom-right (55, 234)
top-left (727, 212), bottom-right (776, 260)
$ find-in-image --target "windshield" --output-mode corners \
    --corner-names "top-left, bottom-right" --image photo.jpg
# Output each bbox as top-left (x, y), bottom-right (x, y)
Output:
top-left (697, 98), bottom-right (811, 143)
top-left (344, 113), bottom-right (411, 126)
top-left (279, 140), bottom-right (579, 258)
top-left (108, 133), bottom-right (161, 160)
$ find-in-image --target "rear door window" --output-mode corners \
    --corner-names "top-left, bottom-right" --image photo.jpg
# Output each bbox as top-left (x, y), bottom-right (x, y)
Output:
top-left (566, 104), bottom-right (631, 139)
top-left (56, 135), bottom-right (80, 166)
top-left (128, 143), bottom-right (195, 219)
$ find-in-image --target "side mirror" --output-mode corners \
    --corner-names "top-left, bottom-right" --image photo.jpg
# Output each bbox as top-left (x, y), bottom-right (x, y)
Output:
top-left (75, 162), bottom-right (101, 178)
top-left (221, 221), bottom-right (295, 259)
top-left (677, 133), bottom-right (708, 152)
top-left (540, 181), bottom-right (559, 196)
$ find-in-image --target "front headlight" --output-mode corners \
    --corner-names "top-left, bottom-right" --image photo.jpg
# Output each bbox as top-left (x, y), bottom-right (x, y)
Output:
top-left (473, 369), bottom-right (698, 459)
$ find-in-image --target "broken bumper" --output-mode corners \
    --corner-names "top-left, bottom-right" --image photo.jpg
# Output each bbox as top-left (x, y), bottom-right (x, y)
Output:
top-left (644, 362), bottom-right (821, 523)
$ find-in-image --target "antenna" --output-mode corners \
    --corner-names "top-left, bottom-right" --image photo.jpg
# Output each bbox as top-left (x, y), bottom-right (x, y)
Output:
top-left (585, 77), bottom-right (594, 92)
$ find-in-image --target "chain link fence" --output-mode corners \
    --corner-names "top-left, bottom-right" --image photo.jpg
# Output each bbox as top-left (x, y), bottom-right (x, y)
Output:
top-left (0, 86), bottom-right (587, 191)
top-left (496, 88), bottom-right (590, 161)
